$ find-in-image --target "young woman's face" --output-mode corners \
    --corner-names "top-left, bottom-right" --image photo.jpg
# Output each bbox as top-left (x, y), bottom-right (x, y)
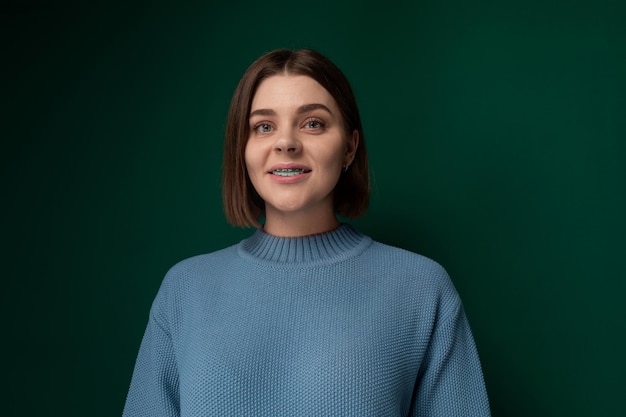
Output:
top-left (245, 75), bottom-right (358, 225)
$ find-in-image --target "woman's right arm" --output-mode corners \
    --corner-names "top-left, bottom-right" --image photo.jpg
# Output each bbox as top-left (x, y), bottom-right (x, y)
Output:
top-left (123, 294), bottom-right (180, 416)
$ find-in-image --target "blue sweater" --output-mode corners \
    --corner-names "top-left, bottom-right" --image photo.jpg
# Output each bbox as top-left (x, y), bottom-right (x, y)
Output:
top-left (123, 224), bottom-right (491, 416)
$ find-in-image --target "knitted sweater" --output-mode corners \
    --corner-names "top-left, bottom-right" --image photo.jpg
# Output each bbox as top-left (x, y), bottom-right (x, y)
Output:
top-left (123, 224), bottom-right (491, 416)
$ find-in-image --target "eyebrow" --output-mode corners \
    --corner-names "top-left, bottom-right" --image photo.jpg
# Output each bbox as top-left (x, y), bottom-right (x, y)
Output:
top-left (249, 103), bottom-right (333, 118)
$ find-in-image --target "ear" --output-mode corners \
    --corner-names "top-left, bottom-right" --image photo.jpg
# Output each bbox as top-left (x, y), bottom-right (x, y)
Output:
top-left (345, 129), bottom-right (359, 166)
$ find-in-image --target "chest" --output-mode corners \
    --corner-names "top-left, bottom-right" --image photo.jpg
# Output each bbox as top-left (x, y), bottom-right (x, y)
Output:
top-left (174, 275), bottom-right (424, 416)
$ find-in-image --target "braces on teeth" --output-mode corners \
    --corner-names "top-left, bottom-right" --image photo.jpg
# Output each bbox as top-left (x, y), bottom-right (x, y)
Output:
top-left (272, 169), bottom-right (308, 177)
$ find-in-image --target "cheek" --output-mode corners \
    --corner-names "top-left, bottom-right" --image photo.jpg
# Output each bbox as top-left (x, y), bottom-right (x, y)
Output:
top-left (244, 143), bottom-right (258, 173)
top-left (323, 144), bottom-right (348, 169)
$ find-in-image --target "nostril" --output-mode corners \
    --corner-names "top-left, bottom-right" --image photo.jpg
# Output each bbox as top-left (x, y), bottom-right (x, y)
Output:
top-left (274, 146), bottom-right (298, 152)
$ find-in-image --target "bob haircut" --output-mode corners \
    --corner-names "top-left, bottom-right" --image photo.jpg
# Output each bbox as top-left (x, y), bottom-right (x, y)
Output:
top-left (222, 48), bottom-right (369, 228)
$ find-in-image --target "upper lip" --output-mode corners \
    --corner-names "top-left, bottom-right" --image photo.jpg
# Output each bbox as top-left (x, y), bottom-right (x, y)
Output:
top-left (268, 163), bottom-right (312, 173)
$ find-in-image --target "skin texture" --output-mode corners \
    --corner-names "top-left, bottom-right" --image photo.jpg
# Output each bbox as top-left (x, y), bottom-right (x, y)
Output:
top-left (245, 75), bottom-right (359, 237)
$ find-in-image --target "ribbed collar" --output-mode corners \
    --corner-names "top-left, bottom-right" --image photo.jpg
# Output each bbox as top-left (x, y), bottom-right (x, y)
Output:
top-left (238, 223), bottom-right (372, 267)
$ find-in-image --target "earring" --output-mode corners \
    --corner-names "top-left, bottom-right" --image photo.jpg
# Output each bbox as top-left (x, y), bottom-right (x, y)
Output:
top-left (343, 164), bottom-right (349, 172)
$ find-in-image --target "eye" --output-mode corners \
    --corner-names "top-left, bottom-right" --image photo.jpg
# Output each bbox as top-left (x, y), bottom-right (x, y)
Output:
top-left (302, 118), bottom-right (325, 130)
top-left (253, 123), bottom-right (273, 134)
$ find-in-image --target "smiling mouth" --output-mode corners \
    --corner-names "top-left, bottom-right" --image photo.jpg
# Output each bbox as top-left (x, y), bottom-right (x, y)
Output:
top-left (270, 168), bottom-right (311, 177)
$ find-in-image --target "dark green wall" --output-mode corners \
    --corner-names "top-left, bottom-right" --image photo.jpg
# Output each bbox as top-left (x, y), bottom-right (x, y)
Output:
top-left (3, 1), bottom-right (625, 415)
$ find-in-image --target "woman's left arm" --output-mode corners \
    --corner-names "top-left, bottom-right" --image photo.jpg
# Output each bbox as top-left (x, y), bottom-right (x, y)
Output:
top-left (410, 298), bottom-right (491, 417)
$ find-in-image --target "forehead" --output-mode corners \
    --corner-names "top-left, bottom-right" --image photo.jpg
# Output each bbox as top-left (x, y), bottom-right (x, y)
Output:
top-left (250, 75), bottom-right (337, 111)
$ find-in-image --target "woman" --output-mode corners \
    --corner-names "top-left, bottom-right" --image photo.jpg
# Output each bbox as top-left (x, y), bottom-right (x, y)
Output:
top-left (123, 48), bottom-right (491, 416)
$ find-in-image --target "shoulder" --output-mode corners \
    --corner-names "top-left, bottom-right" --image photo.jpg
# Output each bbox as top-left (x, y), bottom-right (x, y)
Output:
top-left (361, 239), bottom-right (461, 310)
top-left (165, 244), bottom-right (240, 280)
top-left (153, 243), bottom-right (240, 300)
top-left (148, 243), bottom-right (242, 325)
top-left (362, 240), bottom-right (450, 281)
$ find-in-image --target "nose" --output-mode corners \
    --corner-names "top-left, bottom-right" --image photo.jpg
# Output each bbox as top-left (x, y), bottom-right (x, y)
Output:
top-left (273, 131), bottom-right (301, 153)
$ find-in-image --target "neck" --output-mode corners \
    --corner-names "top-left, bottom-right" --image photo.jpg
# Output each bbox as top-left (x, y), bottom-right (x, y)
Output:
top-left (263, 207), bottom-right (340, 238)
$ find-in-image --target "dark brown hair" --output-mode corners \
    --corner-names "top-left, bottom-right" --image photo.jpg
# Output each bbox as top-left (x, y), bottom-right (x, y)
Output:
top-left (222, 48), bottom-right (369, 227)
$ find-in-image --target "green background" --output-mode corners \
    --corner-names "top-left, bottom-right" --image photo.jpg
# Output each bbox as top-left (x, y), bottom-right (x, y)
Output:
top-left (3, 1), bottom-right (625, 415)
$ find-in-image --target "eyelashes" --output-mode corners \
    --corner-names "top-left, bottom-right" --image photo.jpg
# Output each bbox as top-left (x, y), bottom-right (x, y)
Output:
top-left (253, 123), bottom-right (273, 134)
top-left (251, 117), bottom-right (326, 134)
top-left (302, 118), bottom-right (325, 130)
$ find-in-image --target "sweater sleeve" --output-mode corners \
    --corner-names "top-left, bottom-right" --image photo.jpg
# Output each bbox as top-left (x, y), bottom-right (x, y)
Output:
top-left (123, 290), bottom-right (180, 417)
top-left (411, 297), bottom-right (491, 417)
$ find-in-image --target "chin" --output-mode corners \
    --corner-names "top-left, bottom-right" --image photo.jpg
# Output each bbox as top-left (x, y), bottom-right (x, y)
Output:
top-left (271, 202), bottom-right (308, 213)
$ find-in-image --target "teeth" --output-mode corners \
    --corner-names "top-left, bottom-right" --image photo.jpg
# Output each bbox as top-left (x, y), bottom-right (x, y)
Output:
top-left (272, 168), bottom-right (306, 177)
